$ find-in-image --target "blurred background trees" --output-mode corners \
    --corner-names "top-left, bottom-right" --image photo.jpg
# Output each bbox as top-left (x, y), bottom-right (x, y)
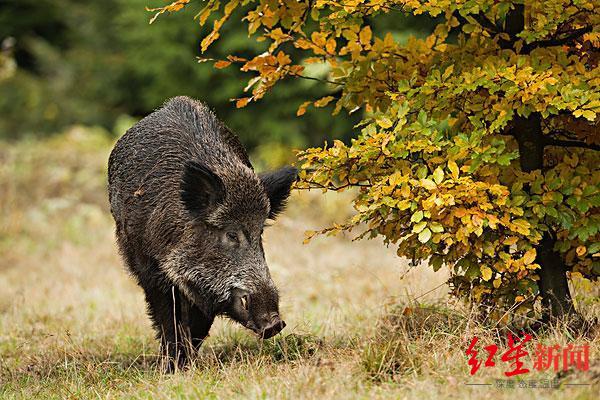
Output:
top-left (0, 0), bottom-right (430, 167)
top-left (0, 0), bottom-right (333, 153)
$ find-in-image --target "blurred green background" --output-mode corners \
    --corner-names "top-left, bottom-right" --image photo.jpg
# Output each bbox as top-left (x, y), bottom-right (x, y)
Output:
top-left (0, 0), bottom-right (433, 166)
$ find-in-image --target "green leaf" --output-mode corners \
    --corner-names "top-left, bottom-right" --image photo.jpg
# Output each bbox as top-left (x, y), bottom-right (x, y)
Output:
top-left (497, 153), bottom-right (513, 166)
top-left (397, 80), bottom-right (410, 93)
top-left (430, 222), bottom-right (444, 233)
top-left (588, 242), bottom-right (600, 254)
top-left (416, 165), bottom-right (428, 179)
top-left (418, 228), bottom-right (432, 243)
top-left (418, 109), bottom-right (427, 125)
top-left (413, 221), bottom-right (427, 233)
top-left (431, 255), bottom-right (443, 272)
top-left (462, 23), bottom-right (476, 34)
top-left (576, 199), bottom-right (590, 213)
top-left (411, 210), bottom-right (424, 223)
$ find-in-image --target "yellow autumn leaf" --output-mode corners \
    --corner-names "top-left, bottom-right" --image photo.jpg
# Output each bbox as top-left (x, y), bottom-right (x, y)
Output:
top-left (511, 219), bottom-right (531, 235)
top-left (359, 26), bottom-right (372, 45)
top-left (201, 30), bottom-right (220, 52)
top-left (442, 64), bottom-right (454, 80)
top-left (522, 248), bottom-right (536, 265)
top-left (448, 160), bottom-right (459, 180)
top-left (420, 178), bottom-right (437, 190)
top-left (235, 97), bottom-right (251, 108)
top-left (326, 38), bottom-right (336, 54)
top-left (401, 184), bottom-right (411, 198)
top-left (214, 60), bottom-right (232, 69)
top-left (314, 96), bottom-right (335, 108)
top-left (581, 110), bottom-right (596, 121)
top-left (454, 208), bottom-right (468, 218)
top-left (297, 101), bottom-right (311, 116)
top-left (433, 167), bottom-right (444, 184)
top-left (376, 116), bottom-right (393, 129)
top-left (311, 31), bottom-right (327, 47)
top-left (570, 271), bottom-right (584, 280)
top-left (481, 266), bottom-right (493, 281)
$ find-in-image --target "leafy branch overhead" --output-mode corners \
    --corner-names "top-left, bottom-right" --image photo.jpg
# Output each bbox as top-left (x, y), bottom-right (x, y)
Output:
top-left (153, 0), bottom-right (599, 318)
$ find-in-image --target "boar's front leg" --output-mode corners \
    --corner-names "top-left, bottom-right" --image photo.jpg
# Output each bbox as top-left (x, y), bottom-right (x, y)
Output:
top-left (178, 294), bottom-right (214, 353)
top-left (143, 284), bottom-right (189, 371)
top-left (143, 284), bottom-right (213, 372)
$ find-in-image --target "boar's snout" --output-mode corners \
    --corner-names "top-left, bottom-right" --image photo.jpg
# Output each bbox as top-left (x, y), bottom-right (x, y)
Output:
top-left (260, 315), bottom-right (286, 339)
top-left (227, 288), bottom-right (285, 338)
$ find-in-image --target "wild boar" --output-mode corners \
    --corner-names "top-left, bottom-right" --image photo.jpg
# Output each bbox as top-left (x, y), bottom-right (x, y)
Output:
top-left (107, 96), bottom-right (296, 370)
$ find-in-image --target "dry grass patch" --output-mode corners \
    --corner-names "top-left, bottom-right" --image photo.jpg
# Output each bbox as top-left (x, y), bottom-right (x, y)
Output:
top-left (1, 130), bottom-right (598, 399)
top-left (362, 303), bottom-right (467, 381)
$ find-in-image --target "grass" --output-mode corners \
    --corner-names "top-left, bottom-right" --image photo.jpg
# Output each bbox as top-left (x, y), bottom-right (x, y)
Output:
top-left (0, 128), bottom-right (598, 399)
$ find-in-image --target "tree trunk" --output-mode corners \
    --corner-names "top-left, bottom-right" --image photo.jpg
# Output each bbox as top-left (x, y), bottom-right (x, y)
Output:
top-left (512, 114), bottom-right (575, 320)
top-left (536, 233), bottom-right (574, 318)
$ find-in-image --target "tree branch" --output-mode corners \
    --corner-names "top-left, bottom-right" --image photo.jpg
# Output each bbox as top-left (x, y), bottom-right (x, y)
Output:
top-left (288, 71), bottom-right (343, 86)
top-left (545, 139), bottom-right (600, 151)
top-left (523, 26), bottom-right (592, 53)
top-left (296, 180), bottom-right (372, 191)
top-left (548, 128), bottom-right (579, 140)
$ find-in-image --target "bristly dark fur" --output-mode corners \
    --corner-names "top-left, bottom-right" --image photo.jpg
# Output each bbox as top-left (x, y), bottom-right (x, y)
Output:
top-left (181, 161), bottom-right (226, 220)
top-left (107, 96), bottom-right (295, 371)
top-left (260, 166), bottom-right (297, 219)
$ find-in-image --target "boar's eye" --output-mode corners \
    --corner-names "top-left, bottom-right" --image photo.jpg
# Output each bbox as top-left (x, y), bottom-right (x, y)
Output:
top-left (223, 231), bottom-right (240, 246)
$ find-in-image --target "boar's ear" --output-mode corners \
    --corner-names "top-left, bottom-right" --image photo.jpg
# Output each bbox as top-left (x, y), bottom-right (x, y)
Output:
top-left (259, 166), bottom-right (297, 219)
top-left (181, 161), bottom-right (225, 218)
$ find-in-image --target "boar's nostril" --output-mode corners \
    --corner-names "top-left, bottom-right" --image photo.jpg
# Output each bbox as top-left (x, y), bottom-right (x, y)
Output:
top-left (260, 319), bottom-right (286, 339)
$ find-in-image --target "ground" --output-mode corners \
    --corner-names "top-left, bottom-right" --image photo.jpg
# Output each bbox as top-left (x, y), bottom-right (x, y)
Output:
top-left (0, 128), bottom-right (598, 399)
